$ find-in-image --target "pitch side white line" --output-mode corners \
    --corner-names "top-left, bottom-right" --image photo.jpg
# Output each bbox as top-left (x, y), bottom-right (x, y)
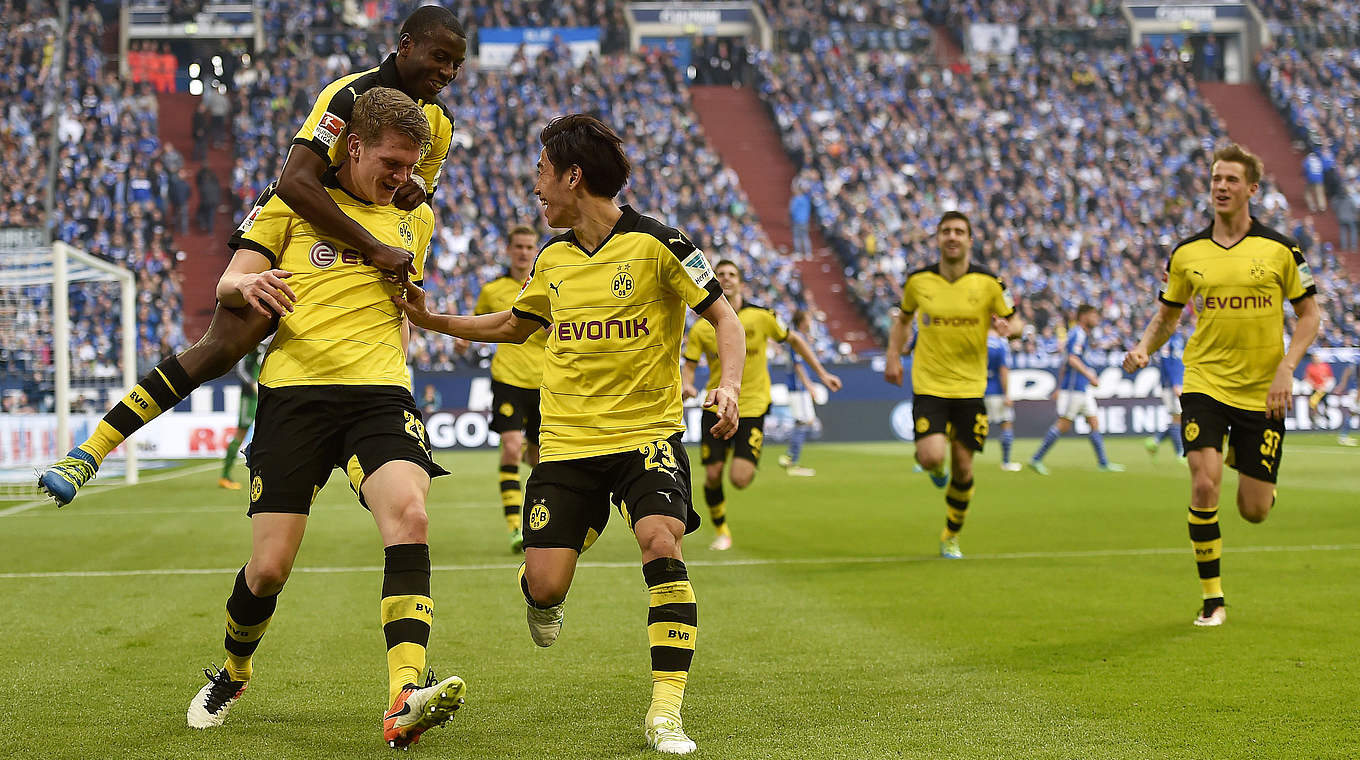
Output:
top-left (0, 463), bottom-right (222, 517)
top-left (2, 543), bottom-right (1357, 580)
top-left (0, 500), bottom-right (497, 518)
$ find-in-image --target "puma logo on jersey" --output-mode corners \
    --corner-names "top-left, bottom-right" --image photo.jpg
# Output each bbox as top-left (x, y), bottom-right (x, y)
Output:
top-left (549, 281), bottom-right (562, 297)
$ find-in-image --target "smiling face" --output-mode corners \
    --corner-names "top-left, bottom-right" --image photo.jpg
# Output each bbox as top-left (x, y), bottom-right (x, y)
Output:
top-left (936, 217), bottom-right (972, 265)
top-left (715, 262), bottom-right (743, 300)
top-left (1210, 159), bottom-right (1257, 217)
top-left (396, 27), bottom-right (466, 101)
top-left (533, 148), bottom-right (577, 229)
top-left (347, 129), bottom-right (422, 205)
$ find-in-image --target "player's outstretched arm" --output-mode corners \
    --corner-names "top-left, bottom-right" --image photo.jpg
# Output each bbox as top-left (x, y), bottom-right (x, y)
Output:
top-left (217, 249), bottom-right (296, 317)
top-left (276, 146), bottom-right (416, 282)
top-left (884, 308), bottom-right (913, 386)
top-left (1268, 295), bottom-right (1321, 419)
top-left (699, 295), bottom-right (743, 439)
top-left (392, 283), bottom-right (540, 344)
top-left (1123, 302), bottom-right (1183, 372)
top-left (787, 330), bottom-right (842, 392)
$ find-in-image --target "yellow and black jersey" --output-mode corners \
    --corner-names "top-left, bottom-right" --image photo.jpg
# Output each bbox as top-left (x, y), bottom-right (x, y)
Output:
top-left (1161, 217), bottom-right (1316, 411)
top-left (511, 205), bottom-right (723, 462)
top-left (900, 263), bottom-right (1015, 399)
top-left (683, 302), bottom-right (787, 417)
top-left (228, 169), bottom-right (434, 390)
top-left (292, 54), bottom-right (454, 198)
top-left (475, 274), bottom-right (546, 389)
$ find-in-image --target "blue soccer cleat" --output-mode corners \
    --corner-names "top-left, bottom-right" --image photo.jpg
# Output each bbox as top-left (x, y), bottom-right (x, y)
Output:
top-left (38, 448), bottom-right (99, 507)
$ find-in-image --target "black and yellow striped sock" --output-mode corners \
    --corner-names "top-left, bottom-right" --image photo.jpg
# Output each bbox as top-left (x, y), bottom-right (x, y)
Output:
top-left (500, 464), bottom-right (523, 532)
top-left (703, 485), bottom-right (728, 536)
top-left (223, 566), bottom-right (277, 682)
top-left (381, 543), bottom-right (433, 704)
top-left (643, 557), bottom-right (696, 726)
top-left (941, 477), bottom-right (975, 541)
top-left (1188, 505), bottom-right (1223, 602)
top-left (79, 356), bottom-right (195, 466)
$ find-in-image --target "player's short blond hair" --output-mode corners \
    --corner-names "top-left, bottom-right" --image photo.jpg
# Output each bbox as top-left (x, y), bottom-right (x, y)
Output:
top-left (348, 87), bottom-right (430, 149)
top-left (1212, 143), bottom-right (1263, 185)
top-left (507, 224), bottom-right (538, 240)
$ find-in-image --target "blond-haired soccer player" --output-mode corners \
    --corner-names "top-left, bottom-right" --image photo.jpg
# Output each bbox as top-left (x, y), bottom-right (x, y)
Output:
top-left (473, 225), bottom-right (546, 551)
top-left (40, 6), bottom-right (466, 506)
top-left (885, 211), bottom-right (1019, 559)
top-left (185, 89), bottom-right (466, 749)
top-left (681, 259), bottom-right (842, 550)
top-left (1124, 143), bottom-right (1319, 627)
top-left (394, 114), bottom-right (743, 755)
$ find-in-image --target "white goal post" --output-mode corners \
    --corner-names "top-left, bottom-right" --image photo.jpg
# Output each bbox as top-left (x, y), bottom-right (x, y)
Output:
top-left (0, 242), bottom-right (138, 495)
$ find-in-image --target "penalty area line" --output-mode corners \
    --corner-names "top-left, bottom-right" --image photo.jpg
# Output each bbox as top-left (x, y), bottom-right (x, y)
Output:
top-left (2, 543), bottom-right (1358, 580)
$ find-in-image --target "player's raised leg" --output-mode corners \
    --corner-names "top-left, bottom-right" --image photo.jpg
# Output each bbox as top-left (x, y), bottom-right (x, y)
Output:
top-left (41, 303), bottom-right (274, 506)
top-left (1186, 447), bottom-right (1226, 626)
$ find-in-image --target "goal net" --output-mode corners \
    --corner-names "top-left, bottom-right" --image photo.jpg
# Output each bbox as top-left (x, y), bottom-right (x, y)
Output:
top-left (1, 241), bottom-right (138, 501)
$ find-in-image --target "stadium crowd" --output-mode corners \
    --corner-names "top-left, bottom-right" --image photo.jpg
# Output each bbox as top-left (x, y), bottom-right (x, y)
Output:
top-left (2, 1), bottom-right (188, 412)
top-left (756, 34), bottom-right (1360, 351)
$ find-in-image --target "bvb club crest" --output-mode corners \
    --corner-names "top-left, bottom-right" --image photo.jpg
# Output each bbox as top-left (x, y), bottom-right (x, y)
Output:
top-left (1249, 260), bottom-right (1267, 281)
top-left (916, 417), bottom-right (930, 434)
top-left (528, 499), bottom-right (550, 531)
top-left (398, 220), bottom-right (414, 249)
top-left (1184, 421), bottom-right (1200, 442)
top-left (250, 476), bottom-right (263, 502)
top-left (612, 270), bottom-right (634, 298)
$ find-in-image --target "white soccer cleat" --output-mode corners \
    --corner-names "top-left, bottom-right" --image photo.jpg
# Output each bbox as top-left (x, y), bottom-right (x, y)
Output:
top-left (383, 672), bottom-right (466, 749)
top-left (1000, 462), bottom-right (1023, 472)
top-left (1194, 604), bottom-right (1227, 627)
top-left (708, 533), bottom-right (732, 551)
top-left (187, 666), bottom-right (248, 728)
top-left (646, 716), bottom-right (697, 754)
top-left (527, 600), bottom-right (565, 647)
top-left (786, 465), bottom-right (816, 477)
top-left (939, 536), bottom-right (963, 559)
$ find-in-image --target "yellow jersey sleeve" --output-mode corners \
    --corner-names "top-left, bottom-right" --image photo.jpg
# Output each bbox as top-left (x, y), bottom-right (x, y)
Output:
top-left (658, 234), bottom-right (723, 313)
top-left (228, 184), bottom-right (292, 266)
top-left (1284, 245), bottom-right (1316, 302)
top-left (474, 284), bottom-right (496, 316)
top-left (512, 254), bottom-right (552, 327)
top-left (410, 206), bottom-right (434, 286)
top-left (292, 73), bottom-right (363, 166)
top-left (900, 277), bottom-right (919, 313)
top-left (683, 319), bottom-right (715, 363)
top-left (766, 310), bottom-right (790, 343)
top-left (992, 277), bottom-right (1016, 317)
top-left (1161, 249), bottom-right (1192, 307)
top-left (417, 103), bottom-right (453, 196)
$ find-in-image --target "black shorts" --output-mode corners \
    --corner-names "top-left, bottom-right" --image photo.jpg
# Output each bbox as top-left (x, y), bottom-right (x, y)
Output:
top-left (699, 409), bottom-right (767, 465)
top-left (245, 385), bottom-right (449, 515)
top-left (489, 380), bottom-right (541, 445)
top-left (1181, 392), bottom-right (1285, 483)
top-left (522, 431), bottom-right (699, 552)
top-left (912, 394), bottom-right (988, 452)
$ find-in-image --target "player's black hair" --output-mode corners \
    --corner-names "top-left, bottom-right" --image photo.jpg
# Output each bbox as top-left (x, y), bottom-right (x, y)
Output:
top-left (1076, 304), bottom-right (1098, 318)
top-left (539, 114), bottom-right (630, 198)
top-left (937, 210), bottom-right (972, 236)
top-left (399, 5), bottom-right (465, 43)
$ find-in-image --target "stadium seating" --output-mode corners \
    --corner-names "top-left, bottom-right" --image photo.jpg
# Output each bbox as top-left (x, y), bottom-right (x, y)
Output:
top-left (755, 36), bottom-right (1360, 348)
top-left (2, 2), bottom-right (188, 410)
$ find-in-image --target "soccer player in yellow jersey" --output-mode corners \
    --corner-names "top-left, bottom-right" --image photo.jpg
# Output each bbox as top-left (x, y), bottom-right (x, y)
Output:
top-left (884, 211), bottom-right (1019, 559)
top-left (183, 89), bottom-right (466, 750)
top-left (473, 225), bottom-right (546, 552)
top-left (394, 114), bottom-right (744, 755)
top-left (681, 260), bottom-right (842, 550)
top-left (1124, 144), bottom-right (1319, 627)
top-left (40, 6), bottom-right (467, 506)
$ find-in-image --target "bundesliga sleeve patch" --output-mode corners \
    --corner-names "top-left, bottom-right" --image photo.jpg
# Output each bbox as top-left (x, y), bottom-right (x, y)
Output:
top-left (1297, 259), bottom-right (1315, 290)
top-left (682, 250), bottom-right (715, 287)
top-left (313, 112), bottom-right (345, 148)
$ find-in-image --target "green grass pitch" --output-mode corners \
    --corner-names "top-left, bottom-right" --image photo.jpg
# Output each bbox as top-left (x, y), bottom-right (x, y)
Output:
top-left (3, 436), bottom-right (1359, 759)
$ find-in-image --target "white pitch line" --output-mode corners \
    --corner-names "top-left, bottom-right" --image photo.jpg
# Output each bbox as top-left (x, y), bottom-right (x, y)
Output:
top-left (0, 500), bottom-right (497, 519)
top-left (0, 462), bottom-right (222, 517)
top-left (2, 543), bottom-right (1357, 580)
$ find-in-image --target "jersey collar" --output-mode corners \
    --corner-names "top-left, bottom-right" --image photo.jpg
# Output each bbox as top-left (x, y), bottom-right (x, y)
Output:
top-left (322, 165), bottom-right (373, 206)
top-left (565, 204), bottom-right (639, 256)
top-left (378, 53), bottom-right (423, 104)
